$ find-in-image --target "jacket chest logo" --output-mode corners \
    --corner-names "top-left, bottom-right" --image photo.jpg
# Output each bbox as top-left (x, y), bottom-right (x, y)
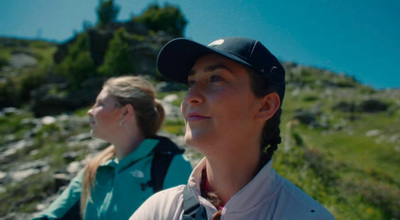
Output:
top-left (130, 169), bottom-right (144, 178)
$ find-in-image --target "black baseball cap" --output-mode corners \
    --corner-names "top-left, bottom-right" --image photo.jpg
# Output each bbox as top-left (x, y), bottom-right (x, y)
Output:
top-left (157, 37), bottom-right (285, 103)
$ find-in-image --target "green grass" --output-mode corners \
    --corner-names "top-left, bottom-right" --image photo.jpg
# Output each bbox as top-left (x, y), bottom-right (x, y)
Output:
top-left (0, 172), bottom-right (54, 214)
top-left (276, 87), bottom-right (400, 219)
top-left (163, 119), bottom-right (185, 135)
top-left (0, 111), bottom-right (34, 146)
top-left (157, 91), bottom-right (186, 107)
top-left (273, 129), bottom-right (398, 219)
top-left (74, 106), bottom-right (91, 117)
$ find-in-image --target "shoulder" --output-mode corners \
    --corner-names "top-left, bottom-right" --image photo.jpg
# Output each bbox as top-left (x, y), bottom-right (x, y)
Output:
top-left (170, 153), bottom-right (192, 168)
top-left (154, 136), bottom-right (185, 153)
top-left (163, 154), bottom-right (192, 188)
top-left (168, 153), bottom-right (192, 176)
top-left (130, 185), bottom-right (185, 220)
top-left (275, 178), bottom-right (335, 219)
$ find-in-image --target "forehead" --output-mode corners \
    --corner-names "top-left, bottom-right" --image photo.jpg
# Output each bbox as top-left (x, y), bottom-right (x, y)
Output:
top-left (98, 88), bottom-right (108, 97)
top-left (194, 54), bottom-right (241, 67)
top-left (97, 88), bottom-right (114, 101)
top-left (190, 54), bottom-right (248, 74)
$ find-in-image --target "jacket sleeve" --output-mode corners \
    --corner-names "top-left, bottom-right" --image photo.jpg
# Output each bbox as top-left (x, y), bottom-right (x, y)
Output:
top-left (31, 171), bottom-right (83, 220)
top-left (162, 154), bottom-right (192, 190)
top-left (130, 185), bottom-right (186, 220)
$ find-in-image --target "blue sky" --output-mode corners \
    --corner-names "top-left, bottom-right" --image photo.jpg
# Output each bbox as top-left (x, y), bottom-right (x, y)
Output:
top-left (1, 0), bottom-right (399, 89)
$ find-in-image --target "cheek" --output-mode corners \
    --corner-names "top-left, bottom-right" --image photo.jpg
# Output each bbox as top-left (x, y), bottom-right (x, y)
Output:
top-left (95, 110), bottom-right (116, 124)
top-left (180, 102), bottom-right (186, 116)
top-left (211, 90), bottom-right (242, 112)
top-left (216, 94), bottom-right (255, 121)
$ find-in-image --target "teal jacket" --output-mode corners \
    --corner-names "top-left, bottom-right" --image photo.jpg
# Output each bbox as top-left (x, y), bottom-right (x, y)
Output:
top-left (32, 137), bottom-right (192, 220)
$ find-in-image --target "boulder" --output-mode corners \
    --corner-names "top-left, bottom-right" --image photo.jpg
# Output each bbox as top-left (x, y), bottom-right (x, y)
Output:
top-left (357, 99), bottom-right (388, 113)
top-left (293, 110), bottom-right (318, 125)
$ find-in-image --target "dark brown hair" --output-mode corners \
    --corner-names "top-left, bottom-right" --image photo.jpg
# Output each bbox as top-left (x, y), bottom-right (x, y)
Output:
top-left (247, 67), bottom-right (283, 167)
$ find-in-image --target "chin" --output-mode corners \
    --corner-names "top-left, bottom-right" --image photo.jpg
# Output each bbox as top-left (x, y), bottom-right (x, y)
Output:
top-left (184, 131), bottom-right (212, 153)
top-left (90, 130), bottom-right (101, 139)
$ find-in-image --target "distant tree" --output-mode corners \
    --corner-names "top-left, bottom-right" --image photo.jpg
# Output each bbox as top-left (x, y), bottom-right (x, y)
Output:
top-left (0, 56), bottom-right (7, 69)
top-left (96, 0), bottom-right (120, 28)
top-left (56, 33), bottom-right (96, 87)
top-left (132, 3), bottom-right (187, 37)
top-left (82, 20), bottom-right (93, 31)
top-left (0, 78), bottom-right (20, 107)
top-left (98, 28), bottom-right (135, 76)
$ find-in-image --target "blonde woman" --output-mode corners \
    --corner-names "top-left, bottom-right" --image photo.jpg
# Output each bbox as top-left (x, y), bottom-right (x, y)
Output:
top-left (33, 76), bottom-right (192, 219)
top-left (130, 37), bottom-right (334, 219)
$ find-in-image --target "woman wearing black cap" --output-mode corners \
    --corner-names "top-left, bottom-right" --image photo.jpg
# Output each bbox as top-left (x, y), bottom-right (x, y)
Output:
top-left (130, 37), bottom-right (335, 220)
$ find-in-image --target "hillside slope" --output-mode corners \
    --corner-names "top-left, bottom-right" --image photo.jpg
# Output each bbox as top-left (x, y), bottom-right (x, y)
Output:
top-left (0, 36), bottom-right (399, 219)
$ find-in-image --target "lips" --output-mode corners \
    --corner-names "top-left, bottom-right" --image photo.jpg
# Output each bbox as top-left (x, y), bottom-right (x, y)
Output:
top-left (187, 113), bottom-right (210, 121)
top-left (89, 118), bottom-right (95, 127)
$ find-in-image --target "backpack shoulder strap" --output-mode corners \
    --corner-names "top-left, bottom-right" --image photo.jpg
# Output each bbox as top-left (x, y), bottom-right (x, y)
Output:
top-left (182, 185), bottom-right (207, 220)
top-left (141, 136), bottom-right (185, 193)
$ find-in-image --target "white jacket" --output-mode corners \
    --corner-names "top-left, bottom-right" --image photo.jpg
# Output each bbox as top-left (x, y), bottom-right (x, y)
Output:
top-left (130, 158), bottom-right (335, 220)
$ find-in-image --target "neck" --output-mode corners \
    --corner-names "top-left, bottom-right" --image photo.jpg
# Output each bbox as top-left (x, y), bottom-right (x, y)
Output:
top-left (204, 145), bottom-right (261, 206)
top-left (112, 129), bottom-right (145, 160)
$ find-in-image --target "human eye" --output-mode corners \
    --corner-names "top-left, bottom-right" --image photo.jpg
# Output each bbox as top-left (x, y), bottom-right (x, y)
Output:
top-left (94, 100), bottom-right (104, 107)
top-left (187, 79), bottom-right (196, 87)
top-left (210, 75), bottom-right (223, 83)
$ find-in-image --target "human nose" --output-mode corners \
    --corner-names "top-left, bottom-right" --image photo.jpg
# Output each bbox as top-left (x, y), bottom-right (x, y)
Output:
top-left (87, 106), bottom-right (94, 116)
top-left (183, 83), bottom-right (205, 105)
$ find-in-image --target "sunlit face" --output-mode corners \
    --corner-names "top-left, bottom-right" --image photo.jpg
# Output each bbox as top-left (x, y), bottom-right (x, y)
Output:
top-left (181, 54), bottom-right (262, 153)
top-left (87, 88), bottom-right (122, 141)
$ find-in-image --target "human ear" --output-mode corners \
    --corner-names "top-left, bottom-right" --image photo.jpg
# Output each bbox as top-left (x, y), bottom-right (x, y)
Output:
top-left (255, 92), bottom-right (280, 120)
top-left (120, 104), bottom-right (135, 122)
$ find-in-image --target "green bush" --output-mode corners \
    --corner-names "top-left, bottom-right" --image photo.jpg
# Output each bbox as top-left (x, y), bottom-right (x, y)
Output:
top-left (96, 0), bottom-right (120, 28)
top-left (344, 178), bottom-right (400, 219)
top-left (98, 28), bottom-right (135, 76)
top-left (132, 3), bottom-right (187, 37)
top-left (0, 55), bottom-right (8, 69)
top-left (18, 67), bottom-right (47, 101)
top-left (0, 78), bottom-right (20, 107)
top-left (55, 33), bottom-right (97, 87)
top-left (163, 119), bottom-right (185, 135)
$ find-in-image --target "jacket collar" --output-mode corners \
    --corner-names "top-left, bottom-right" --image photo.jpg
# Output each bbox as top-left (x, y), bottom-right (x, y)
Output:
top-left (188, 158), bottom-right (284, 213)
top-left (99, 138), bottom-right (160, 173)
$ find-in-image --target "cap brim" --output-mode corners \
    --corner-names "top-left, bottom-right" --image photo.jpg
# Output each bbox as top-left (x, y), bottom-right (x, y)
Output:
top-left (157, 38), bottom-right (254, 84)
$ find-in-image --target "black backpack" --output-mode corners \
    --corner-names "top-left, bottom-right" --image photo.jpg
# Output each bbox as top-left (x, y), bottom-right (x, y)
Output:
top-left (140, 136), bottom-right (185, 193)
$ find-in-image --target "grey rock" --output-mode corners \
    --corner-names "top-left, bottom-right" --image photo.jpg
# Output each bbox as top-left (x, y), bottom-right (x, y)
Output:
top-left (67, 132), bottom-right (92, 142)
top-left (88, 138), bottom-right (109, 151)
top-left (1, 107), bottom-right (20, 116)
top-left (10, 169), bottom-right (40, 182)
top-left (62, 151), bottom-right (81, 163)
top-left (0, 171), bottom-right (7, 182)
top-left (41, 116), bottom-right (56, 125)
top-left (53, 173), bottom-right (71, 191)
top-left (293, 110), bottom-right (317, 125)
top-left (9, 53), bottom-right (37, 68)
top-left (66, 161), bottom-right (83, 174)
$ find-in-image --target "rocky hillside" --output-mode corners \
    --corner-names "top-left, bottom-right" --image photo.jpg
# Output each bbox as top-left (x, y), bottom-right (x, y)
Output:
top-left (1, 6), bottom-right (399, 218)
top-left (1, 55), bottom-right (399, 219)
top-left (0, 93), bottom-right (192, 220)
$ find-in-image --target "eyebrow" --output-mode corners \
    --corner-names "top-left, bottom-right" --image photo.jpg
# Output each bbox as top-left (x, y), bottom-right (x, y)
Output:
top-left (188, 63), bottom-right (233, 77)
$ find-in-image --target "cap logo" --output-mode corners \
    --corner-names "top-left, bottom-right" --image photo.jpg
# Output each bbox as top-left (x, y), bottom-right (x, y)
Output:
top-left (208, 39), bottom-right (224, 46)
